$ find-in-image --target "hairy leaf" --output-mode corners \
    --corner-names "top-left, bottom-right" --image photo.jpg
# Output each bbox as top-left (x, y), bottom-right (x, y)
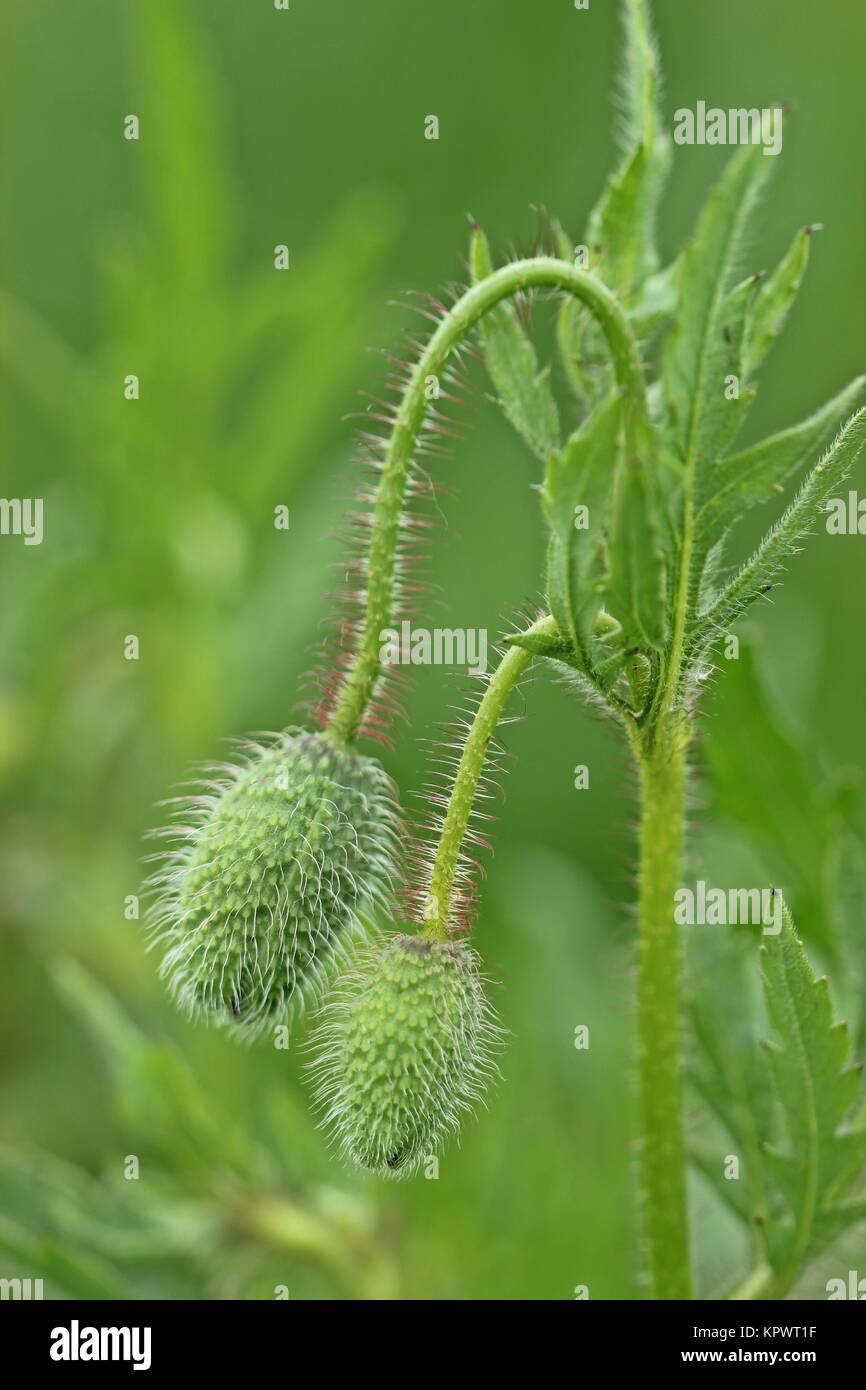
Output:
top-left (599, 0), bottom-right (670, 292)
top-left (745, 226), bottom-right (814, 378)
top-left (689, 904), bottom-right (866, 1290)
top-left (588, 142), bottom-right (668, 305)
top-left (705, 641), bottom-right (847, 962)
top-left (697, 405), bottom-right (866, 637)
top-left (606, 420), bottom-right (667, 649)
top-left (688, 923), bottom-right (773, 1252)
top-left (470, 224), bottom-right (560, 460)
top-left (557, 0), bottom-right (670, 413)
top-left (758, 903), bottom-right (866, 1279)
top-left (696, 378), bottom-right (866, 550)
top-left (629, 254), bottom-right (680, 339)
top-left (697, 273), bottom-right (761, 478)
top-left (542, 394), bottom-right (623, 661)
top-left (662, 146), bottom-right (769, 468)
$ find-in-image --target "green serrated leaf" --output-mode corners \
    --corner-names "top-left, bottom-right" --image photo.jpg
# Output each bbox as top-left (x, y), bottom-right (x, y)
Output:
top-left (745, 226), bottom-right (814, 378)
top-left (836, 830), bottom-right (866, 1058)
top-left (697, 273), bottom-right (762, 474)
top-left (687, 925), bottom-right (773, 1245)
top-left (558, 0), bottom-right (670, 417)
top-left (589, 142), bottom-right (667, 304)
top-left (469, 224), bottom-right (560, 460)
top-left (542, 394), bottom-right (623, 661)
top-left (758, 902), bottom-right (866, 1281)
top-left (611, 0), bottom-right (671, 286)
top-left (696, 378), bottom-right (866, 550)
top-left (692, 1147), bottom-right (757, 1226)
top-left (606, 422), bottom-right (667, 649)
top-left (705, 641), bottom-right (846, 962)
top-left (662, 146), bottom-right (770, 466)
top-left (629, 254), bottom-right (680, 339)
top-left (554, 224), bottom-right (592, 406)
top-left (618, 0), bottom-right (665, 156)
top-left (697, 406), bottom-right (866, 638)
top-left (811, 1196), bottom-right (866, 1252)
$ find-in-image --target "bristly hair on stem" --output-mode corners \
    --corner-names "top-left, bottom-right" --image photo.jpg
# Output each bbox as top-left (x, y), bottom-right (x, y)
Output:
top-left (405, 614), bottom-right (558, 941)
top-left (321, 257), bottom-right (648, 750)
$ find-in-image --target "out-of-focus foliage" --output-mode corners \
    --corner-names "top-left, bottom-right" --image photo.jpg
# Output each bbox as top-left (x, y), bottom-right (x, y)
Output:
top-left (0, 959), bottom-right (397, 1299)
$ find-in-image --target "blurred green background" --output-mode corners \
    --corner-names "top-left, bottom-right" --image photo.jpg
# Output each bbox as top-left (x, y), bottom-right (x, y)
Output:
top-left (1, 0), bottom-right (865, 1299)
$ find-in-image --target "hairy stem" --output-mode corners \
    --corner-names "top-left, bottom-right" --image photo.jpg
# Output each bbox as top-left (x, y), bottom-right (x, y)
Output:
top-left (326, 258), bottom-right (647, 745)
top-left (635, 722), bottom-right (693, 1299)
top-left (421, 614), bottom-right (557, 940)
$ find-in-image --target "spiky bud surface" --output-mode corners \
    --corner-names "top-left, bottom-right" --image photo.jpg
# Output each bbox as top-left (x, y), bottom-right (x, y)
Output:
top-left (149, 730), bottom-right (398, 1038)
top-left (311, 932), bottom-right (501, 1177)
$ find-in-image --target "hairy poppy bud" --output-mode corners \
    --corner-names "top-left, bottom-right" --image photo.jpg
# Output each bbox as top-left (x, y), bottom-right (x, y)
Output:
top-left (149, 730), bottom-right (398, 1038)
top-left (311, 932), bottom-right (501, 1177)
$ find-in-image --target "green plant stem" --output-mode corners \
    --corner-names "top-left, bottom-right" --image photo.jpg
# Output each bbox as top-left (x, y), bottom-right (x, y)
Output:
top-left (422, 614), bottom-right (557, 940)
top-left (635, 722), bottom-right (693, 1299)
top-left (726, 1263), bottom-right (776, 1301)
top-left (326, 258), bottom-right (647, 745)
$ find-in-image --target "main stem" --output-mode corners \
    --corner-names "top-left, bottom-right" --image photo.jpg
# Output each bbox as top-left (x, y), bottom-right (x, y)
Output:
top-left (635, 719), bottom-right (693, 1300)
top-left (326, 257), bottom-right (647, 746)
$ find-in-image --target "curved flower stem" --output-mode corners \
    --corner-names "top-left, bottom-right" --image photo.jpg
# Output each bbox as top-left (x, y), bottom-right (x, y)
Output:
top-left (421, 614), bottom-right (557, 941)
top-left (326, 258), bottom-right (647, 746)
